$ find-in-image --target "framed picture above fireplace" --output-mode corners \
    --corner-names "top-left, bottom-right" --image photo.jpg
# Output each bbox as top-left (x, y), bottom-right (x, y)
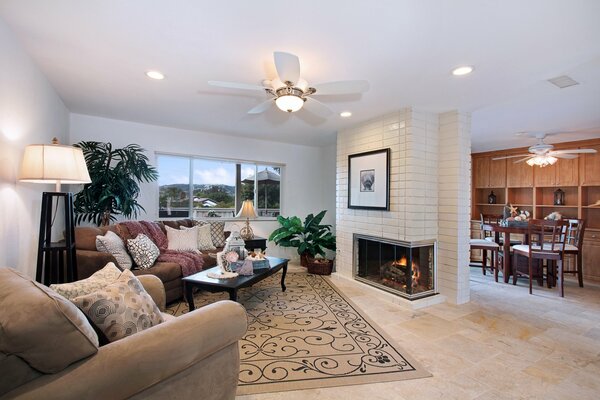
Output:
top-left (348, 148), bottom-right (390, 210)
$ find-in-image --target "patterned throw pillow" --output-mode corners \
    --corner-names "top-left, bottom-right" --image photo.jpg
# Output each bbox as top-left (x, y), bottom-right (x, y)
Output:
top-left (50, 262), bottom-right (122, 301)
top-left (195, 221), bottom-right (227, 247)
top-left (183, 224), bottom-right (215, 251)
top-left (96, 230), bottom-right (133, 270)
top-left (165, 225), bottom-right (199, 252)
top-left (127, 234), bottom-right (160, 270)
top-left (72, 269), bottom-right (164, 343)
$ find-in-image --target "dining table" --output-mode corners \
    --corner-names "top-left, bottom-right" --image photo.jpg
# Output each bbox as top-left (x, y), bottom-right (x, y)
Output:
top-left (481, 223), bottom-right (529, 283)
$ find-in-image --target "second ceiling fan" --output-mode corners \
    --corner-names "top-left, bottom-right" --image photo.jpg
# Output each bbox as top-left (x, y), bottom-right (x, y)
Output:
top-left (208, 51), bottom-right (369, 117)
top-left (492, 133), bottom-right (597, 167)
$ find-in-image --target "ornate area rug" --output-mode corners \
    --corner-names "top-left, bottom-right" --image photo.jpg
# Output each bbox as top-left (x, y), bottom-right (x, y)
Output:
top-left (166, 273), bottom-right (431, 395)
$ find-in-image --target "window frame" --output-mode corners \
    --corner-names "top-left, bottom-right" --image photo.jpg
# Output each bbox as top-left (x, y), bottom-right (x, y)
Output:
top-left (156, 151), bottom-right (284, 222)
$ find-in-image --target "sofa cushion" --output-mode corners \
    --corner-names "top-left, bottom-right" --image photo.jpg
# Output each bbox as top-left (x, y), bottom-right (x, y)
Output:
top-left (0, 268), bottom-right (99, 373)
top-left (183, 224), bottom-right (216, 251)
top-left (127, 234), bottom-right (160, 269)
top-left (132, 262), bottom-right (182, 282)
top-left (0, 352), bottom-right (42, 396)
top-left (196, 221), bottom-right (227, 247)
top-left (50, 262), bottom-right (122, 301)
top-left (75, 225), bottom-right (119, 251)
top-left (96, 230), bottom-right (133, 270)
top-left (72, 270), bottom-right (165, 343)
top-left (165, 225), bottom-right (199, 252)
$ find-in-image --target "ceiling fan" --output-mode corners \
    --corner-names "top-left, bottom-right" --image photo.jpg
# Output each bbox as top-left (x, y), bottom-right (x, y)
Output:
top-left (492, 133), bottom-right (597, 167)
top-left (208, 51), bottom-right (369, 116)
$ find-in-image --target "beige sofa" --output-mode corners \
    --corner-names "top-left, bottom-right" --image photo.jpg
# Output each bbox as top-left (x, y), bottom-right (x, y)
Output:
top-left (0, 267), bottom-right (247, 400)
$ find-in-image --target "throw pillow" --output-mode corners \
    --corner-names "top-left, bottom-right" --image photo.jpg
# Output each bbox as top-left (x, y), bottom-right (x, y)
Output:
top-left (183, 224), bottom-right (216, 251)
top-left (72, 269), bottom-right (164, 343)
top-left (95, 230), bottom-right (133, 270)
top-left (50, 262), bottom-right (122, 301)
top-left (195, 221), bottom-right (227, 247)
top-left (127, 234), bottom-right (160, 269)
top-left (165, 225), bottom-right (199, 252)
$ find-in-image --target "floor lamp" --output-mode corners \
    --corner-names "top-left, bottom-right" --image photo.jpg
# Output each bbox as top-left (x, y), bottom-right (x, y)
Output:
top-left (19, 138), bottom-right (91, 285)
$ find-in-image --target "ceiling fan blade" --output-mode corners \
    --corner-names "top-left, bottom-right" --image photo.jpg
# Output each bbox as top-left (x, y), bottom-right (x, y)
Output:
top-left (273, 52), bottom-right (300, 85)
top-left (303, 97), bottom-right (333, 118)
top-left (312, 80), bottom-right (370, 95)
top-left (247, 99), bottom-right (274, 114)
top-left (208, 81), bottom-right (267, 91)
top-left (491, 154), bottom-right (530, 160)
top-left (514, 156), bottom-right (535, 164)
top-left (550, 149), bottom-right (598, 155)
top-left (552, 153), bottom-right (578, 159)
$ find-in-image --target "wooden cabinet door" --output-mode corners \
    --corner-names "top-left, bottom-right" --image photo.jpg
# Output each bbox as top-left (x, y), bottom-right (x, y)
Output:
top-left (507, 159), bottom-right (533, 187)
top-left (555, 157), bottom-right (578, 186)
top-left (489, 158), bottom-right (506, 187)
top-left (473, 157), bottom-right (490, 188)
top-left (582, 231), bottom-right (600, 282)
top-left (580, 145), bottom-right (600, 186)
top-left (534, 164), bottom-right (556, 187)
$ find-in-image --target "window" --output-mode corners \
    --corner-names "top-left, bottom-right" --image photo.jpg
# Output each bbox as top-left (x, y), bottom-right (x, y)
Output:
top-left (157, 154), bottom-right (282, 219)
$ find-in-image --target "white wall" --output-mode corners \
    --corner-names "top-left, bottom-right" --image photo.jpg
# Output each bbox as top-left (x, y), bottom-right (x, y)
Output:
top-left (0, 18), bottom-right (70, 277)
top-left (69, 114), bottom-right (336, 260)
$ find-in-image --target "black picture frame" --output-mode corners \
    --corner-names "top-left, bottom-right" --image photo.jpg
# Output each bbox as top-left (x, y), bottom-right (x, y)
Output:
top-left (348, 148), bottom-right (390, 210)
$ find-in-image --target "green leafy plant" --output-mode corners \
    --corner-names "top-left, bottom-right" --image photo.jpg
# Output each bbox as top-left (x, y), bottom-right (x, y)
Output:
top-left (269, 210), bottom-right (336, 261)
top-left (74, 141), bottom-right (158, 226)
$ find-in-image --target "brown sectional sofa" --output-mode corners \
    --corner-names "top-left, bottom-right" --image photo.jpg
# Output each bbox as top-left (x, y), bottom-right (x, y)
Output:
top-left (75, 219), bottom-right (228, 303)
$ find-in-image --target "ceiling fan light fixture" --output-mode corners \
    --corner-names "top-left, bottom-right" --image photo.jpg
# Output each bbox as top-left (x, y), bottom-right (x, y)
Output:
top-left (145, 70), bottom-right (165, 80)
top-left (275, 95), bottom-right (304, 113)
top-left (526, 155), bottom-right (558, 167)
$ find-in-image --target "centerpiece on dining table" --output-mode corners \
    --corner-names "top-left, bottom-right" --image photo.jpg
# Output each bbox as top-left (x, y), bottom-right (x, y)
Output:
top-left (501, 204), bottom-right (531, 227)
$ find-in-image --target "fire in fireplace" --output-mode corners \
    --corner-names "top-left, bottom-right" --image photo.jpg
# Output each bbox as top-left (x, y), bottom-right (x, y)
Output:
top-left (353, 234), bottom-right (436, 300)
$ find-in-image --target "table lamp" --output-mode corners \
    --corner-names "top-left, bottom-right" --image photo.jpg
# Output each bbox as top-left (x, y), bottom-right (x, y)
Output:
top-left (236, 200), bottom-right (257, 240)
top-left (19, 138), bottom-right (91, 284)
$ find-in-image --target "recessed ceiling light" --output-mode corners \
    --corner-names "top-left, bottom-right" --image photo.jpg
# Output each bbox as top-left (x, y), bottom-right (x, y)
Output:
top-left (340, 111), bottom-right (352, 118)
top-left (146, 70), bottom-right (165, 80)
top-left (452, 65), bottom-right (474, 76)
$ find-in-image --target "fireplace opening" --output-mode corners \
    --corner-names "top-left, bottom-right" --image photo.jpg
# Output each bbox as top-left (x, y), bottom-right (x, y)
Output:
top-left (354, 234), bottom-right (436, 300)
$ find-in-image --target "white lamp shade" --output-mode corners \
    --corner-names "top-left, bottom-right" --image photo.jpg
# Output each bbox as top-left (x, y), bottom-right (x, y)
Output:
top-left (19, 143), bottom-right (91, 184)
top-left (236, 200), bottom-right (258, 218)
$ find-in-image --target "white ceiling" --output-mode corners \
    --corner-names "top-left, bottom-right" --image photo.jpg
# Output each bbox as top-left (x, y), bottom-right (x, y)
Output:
top-left (1, 0), bottom-right (599, 151)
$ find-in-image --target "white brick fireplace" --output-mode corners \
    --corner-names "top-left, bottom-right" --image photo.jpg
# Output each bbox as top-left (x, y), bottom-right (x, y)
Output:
top-left (335, 108), bottom-right (471, 305)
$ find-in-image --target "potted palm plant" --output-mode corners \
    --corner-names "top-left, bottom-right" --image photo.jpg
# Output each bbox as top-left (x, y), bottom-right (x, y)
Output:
top-left (269, 210), bottom-right (336, 268)
top-left (74, 141), bottom-right (158, 226)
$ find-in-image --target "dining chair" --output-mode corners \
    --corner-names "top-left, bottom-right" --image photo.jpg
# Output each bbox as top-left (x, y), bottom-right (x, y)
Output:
top-left (481, 213), bottom-right (522, 246)
top-left (512, 219), bottom-right (568, 296)
top-left (547, 219), bottom-right (586, 289)
top-left (471, 219), bottom-right (500, 281)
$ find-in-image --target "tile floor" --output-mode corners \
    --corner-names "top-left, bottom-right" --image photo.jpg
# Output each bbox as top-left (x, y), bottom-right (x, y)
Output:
top-left (237, 265), bottom-right (600, 400)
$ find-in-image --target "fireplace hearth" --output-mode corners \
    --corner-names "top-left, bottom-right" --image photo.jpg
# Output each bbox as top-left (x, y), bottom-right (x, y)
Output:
top-left (353, 234), bottom-right (436, 300)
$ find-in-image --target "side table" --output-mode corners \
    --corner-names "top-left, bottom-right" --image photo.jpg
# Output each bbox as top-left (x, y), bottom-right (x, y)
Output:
top-left (244, 237), bottom-right (267, 251)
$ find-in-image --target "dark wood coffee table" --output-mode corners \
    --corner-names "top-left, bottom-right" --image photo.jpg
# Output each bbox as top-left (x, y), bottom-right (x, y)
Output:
top-left (182, 256), bottom-right (288, 311)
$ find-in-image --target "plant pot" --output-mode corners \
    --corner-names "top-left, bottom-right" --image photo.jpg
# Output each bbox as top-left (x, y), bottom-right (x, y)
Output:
top-left (300, 252), bottom-right (311, 267)
top-left (307, 258), bottom-right (334, 275)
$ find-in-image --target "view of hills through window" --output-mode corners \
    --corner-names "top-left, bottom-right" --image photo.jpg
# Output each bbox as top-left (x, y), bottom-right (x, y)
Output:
top-left (157, 154), bottom-right (281, 218)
